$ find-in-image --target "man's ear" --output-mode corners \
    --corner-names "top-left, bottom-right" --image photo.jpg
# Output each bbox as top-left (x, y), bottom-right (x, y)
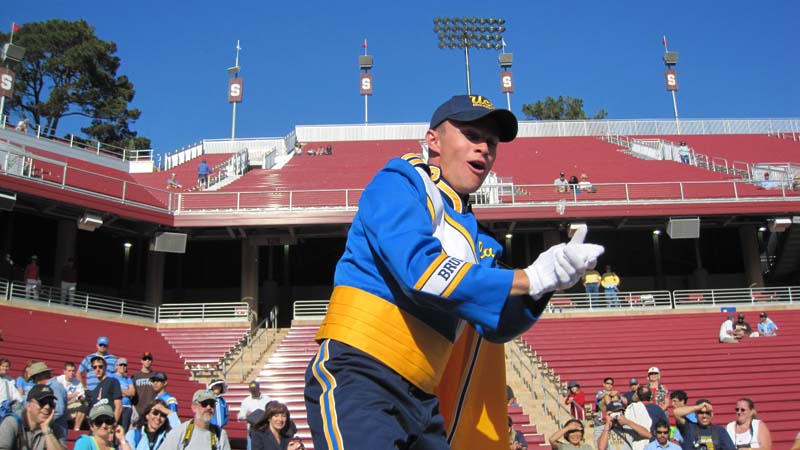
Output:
top-left (425, 128), bottom-right (439, 152)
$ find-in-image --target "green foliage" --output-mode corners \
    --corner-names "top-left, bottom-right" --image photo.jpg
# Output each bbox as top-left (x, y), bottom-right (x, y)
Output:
top-left (521, 96), bottom-right (608, 121)
top-left (1, 20), bottom-right (150, 149)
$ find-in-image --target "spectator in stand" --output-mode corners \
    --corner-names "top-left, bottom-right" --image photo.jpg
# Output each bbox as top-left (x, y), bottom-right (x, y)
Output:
top-left (674, 399), bottom-right (735, 450)
top-left (624, 385), bottom-right (668, 450)
top-left (166, 173), bottom-right (182, 190)
top-left (506, 385), bottom-right (519, 407)
top-left (125, 400), bottom-right (180, 450)
top-left (733, 313), bottom-right (753, 338)
top-left (644, 420), bottom-right (681, 450)
top-left (86, 357), bottom-right (122, 423)
top-left (73, 401), bottom-right (128, 450)
top-left (26, 362), bottom-right (68, 444)
top-left (206, 379), bottom-right (228, 429)
top-left (16, 360), bottom-right (35, 398)
top-left (757, 312), bottom-right (778, 337)
top-left (0, 359), bottom-right (21, 404)
top-left (197, 160), bottom-right (211, 189)
top-left (725, 398), bottom-right (771, 450)
top-left (15, 118), bottom-right (30, 134)
top-left (508, 416), bottom-right (528, 450)
top-left (597, 400), bottom-right (652, 450)
top-left (0, 384), bottom-right (67, 450)
top-left (582, 269), bottom-right (601, 307)
top-left (161, 390), bottom-right (231, 450)
top-left (55, 362), bottom-right (86, 431)
top-left (23, 255), bottom-right (41, 301)
top-left (250, 401), bottom-right (301, 450)
top-left (1, 253), bottom-right (14, 281)
top-left (594, 377), bottom-right (620, 444)
top-left (554, 172), bottom-right (569, 193)
top-left (237, 381), bottom-right (271, 450)
top-left (623, 378), bottom-right (639, 406)
top-left (109, 358), bottom-right (135, 432)
top-left (646, 367), bottom-right (668, 410)
top-left (549, 419), bottom-right (589, 450)
top-left (132, 352), bottom-right (155, 420)
top-left (719, 315), bottom-right (739, 343)
top-left (564, 381), bottom-right (585, 420)
top-left (677, 141), bottom-right (690, 164)
top-left (568, 175), bottom-right (580, 193)
top-left (578, 174), bottom-right (595, 193)
top-left (602, 265), bottom-right (621, 307)
top-left (79, 336), bottom-right (118, 391)
top-left (59, 258), bottom-right (78, 305)
top-left (150, 373), bottom-right (177, 413)
top-left (670, 390), bottom-right (695, 444)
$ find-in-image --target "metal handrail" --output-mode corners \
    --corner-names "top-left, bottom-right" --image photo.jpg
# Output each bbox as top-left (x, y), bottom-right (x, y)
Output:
top-left (221, 305), bottom-right (278, 380)
top-left (5, 280), bottom-right (156, 321)
top-left (157, 302), bottom-right (250, 322)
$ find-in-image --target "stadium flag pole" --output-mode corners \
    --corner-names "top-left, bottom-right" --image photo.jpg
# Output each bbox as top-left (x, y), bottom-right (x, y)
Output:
top-left (502, 38), bottom-right (511, 111)
top-left (463, 35), bottom-right (471, 95)
top-left (363, 38), bottom-right (368, 125)
top-left (231, 40), bottom-right (241, 140)
top-left (663, 34), bottom-right (681, 134)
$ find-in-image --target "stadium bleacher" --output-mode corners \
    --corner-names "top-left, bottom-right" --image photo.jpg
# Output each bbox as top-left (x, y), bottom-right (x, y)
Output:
top-left (521, 309), bottom-right (800, 448)
top-left (158, 326), bottom-right (250, 375)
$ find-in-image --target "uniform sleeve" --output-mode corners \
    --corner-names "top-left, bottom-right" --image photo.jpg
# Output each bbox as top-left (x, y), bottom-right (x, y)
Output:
top-left (357, 162), bottom-right (538, 342)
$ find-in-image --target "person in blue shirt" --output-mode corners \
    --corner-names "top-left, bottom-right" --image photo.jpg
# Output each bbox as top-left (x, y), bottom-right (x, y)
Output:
top-left (150, 373), bottom-right (178, 413)
top-left (304, 94), bottom-right (604, 450)
top-left (207, 379), bottom-right (228, 429)
top-left (757, 311), bottom-right (778, 336)
top-left (79, 336), bottom-right (118, 391)
top-left (74, 401), bottom-right (129, 450)
top-left (109, 358), bottom-right (135, 432)
top-left (125, 400), bottom-right (180, 450)
top-left (644, 420), bottom-right (681, 450)
top-left (197, 160), bottom-right (211, 189)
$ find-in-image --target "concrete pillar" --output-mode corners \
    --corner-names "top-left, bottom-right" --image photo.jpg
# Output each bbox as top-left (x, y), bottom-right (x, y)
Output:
top-left (691, 238), bottom-right (709, 289)
top-left (739, 225), bottom-right (764, 287)
top-left (143, 251), bottom-right (165, 307)
top-left (241, 240), bottom-right (259, 321)
top-left (54, 220), bottom-right (77, 284)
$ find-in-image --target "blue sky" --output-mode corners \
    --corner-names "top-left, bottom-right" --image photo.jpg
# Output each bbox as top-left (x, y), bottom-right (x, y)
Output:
top-left (4, 0), bottom-right (799, 155)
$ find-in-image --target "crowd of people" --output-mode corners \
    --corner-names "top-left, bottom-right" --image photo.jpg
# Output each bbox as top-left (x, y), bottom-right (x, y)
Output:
top-left (719, 311), bottom-right (778, 343)
top-left (0, 335), bottom-right (305, 450)
top-left (554, 171), bottom-right (596, 194)
top-left (547, 366), bottom-right (773, 450)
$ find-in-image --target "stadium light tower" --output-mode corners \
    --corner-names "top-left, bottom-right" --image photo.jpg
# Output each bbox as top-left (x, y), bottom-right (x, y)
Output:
top-left (498, 41), bottom-right (513, 111)
top-left (0, 25), bottom-right (26, 128)
top-left (227, 40), bottom-right (243, 140)
top-left (434, 17), bottom-right (507, 95)
top-left (359, 39), bottom-right (374, 125)
top-left (662, 35), bottom-right (681, 134)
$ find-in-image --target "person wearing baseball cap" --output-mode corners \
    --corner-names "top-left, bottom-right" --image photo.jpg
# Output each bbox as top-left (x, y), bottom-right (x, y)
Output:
top-left (237, 381), bottom-right (271, 450)
top-left (159, 390), bottom-right (230, 450)
top-left (757, 311), bottom-right (778, 337)
top-left (74, 400), bottom-right (125, 450)
top-left (26, 362), bottom-right (69, 444)
top-left (78, 336), bottom-right (118, 391)
top-left (109, 358), bottom-right (134, 432)
top-left (1, 384), bottom-right (66, 450)
top-left (206, 379), bottom-right (229, 429)
top-left (132, 352), bottom-right (155, 419)
top-left (647, 367), bottom-right (669, 410)
top-left (598, 399), bottom-right (652, 450)
top-left (148, 373), bottom-right (178, 414)
top-left (564, 380), bottom-right (586, 420)
top-left (304, 94), bottom-right (604, 450)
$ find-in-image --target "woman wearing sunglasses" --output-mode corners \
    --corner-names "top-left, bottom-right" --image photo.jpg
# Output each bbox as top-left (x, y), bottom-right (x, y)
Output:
top-left (125, 400), bottom-right (180, 450)
top-left (74, 402), bottom-right (131, 450)
top-left (725, 398), bottom-right (772, 450)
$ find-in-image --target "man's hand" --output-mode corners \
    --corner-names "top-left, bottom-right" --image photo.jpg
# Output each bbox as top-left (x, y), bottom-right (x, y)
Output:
top-left (524, 225), bottom-right (605, 299)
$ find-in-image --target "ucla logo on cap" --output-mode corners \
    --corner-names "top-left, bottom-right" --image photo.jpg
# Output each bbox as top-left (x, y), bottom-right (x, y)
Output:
top-left (470, 95), bottom-right (494, 110)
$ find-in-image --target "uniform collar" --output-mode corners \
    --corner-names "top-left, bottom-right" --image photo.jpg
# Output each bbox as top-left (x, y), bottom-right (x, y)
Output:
top-left (428, 164), bottom-right (470, 214)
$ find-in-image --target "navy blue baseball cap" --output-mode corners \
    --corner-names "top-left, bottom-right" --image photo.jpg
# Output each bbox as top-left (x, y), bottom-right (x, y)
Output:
top-left (429, 94), bottom-right (518, 142)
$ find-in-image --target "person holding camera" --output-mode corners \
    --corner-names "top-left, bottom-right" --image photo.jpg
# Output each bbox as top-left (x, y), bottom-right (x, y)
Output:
top-left (549, 419), bottom-right (591, 450)
top-left (673, 400), bottom-right (734, 450)
top-left (597, 401), bottom-right (652, 450)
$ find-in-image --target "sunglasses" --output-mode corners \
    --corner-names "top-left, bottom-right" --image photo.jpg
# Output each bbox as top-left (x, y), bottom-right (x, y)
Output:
top-left (118, 364), bottom-right (128, 367)
top-left (697, 411), bottom-right (713, 416)
top-left (92, 365), bottom-right (106, 370)
top-left (198, 400), bottom-right (216, 408)
top-left (142, 358), bottom-right (153, 361)
top-left (150, 411), bottom-right (166, 418)
top-left (93, 417), bottom-right (115, 427)
top-left (36, 398), bottom-right (56, 408)
top-left (735, 408), bottom-right (748, 412)
top-left (656, 431), bottom-right (670, 435)
top-left (98, 344), bottom-right (108, 347)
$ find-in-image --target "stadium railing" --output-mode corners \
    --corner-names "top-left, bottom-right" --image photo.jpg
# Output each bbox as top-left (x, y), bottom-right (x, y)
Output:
top-left (221, 306), bottom-right (278, 379)
top-left (157, 302), bottom-right (251, 323)
top-left (293, 286), bottom-right (799, 318)
top-left (5, 279), bottom-right (157, 320)
top-left (0, 119), bottom-right (152, 162)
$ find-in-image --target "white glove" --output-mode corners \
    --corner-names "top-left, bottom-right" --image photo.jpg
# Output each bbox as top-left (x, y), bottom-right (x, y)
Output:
top-left (523, 225), bottom-right (605, 299)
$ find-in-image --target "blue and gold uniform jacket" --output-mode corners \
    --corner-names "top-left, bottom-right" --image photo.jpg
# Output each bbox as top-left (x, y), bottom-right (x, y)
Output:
top-left (316, 154), bottom-right (549, 449)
